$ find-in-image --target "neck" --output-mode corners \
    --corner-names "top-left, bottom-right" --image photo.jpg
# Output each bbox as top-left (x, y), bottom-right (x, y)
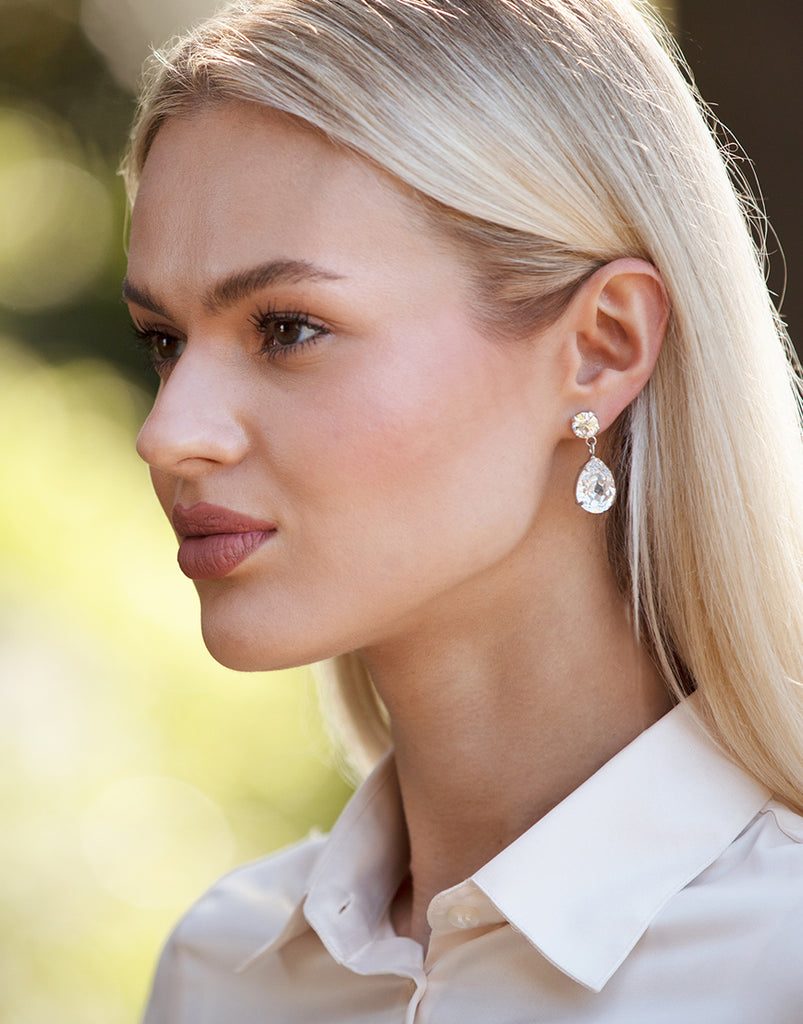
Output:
top-left (359, 514), bottom-right (672, 947)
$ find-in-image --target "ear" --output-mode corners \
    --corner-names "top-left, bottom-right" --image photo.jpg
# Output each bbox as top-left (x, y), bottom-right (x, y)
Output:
top-left (559, 258), bottom-right (669, 432)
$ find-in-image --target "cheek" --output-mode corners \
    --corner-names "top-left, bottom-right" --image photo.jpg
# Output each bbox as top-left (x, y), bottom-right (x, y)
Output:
top-left (276, 333), bottom-right (555, 553)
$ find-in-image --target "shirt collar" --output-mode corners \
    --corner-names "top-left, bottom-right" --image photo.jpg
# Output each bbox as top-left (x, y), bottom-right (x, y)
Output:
top-left (472, 696), bottom-right (771, 991)
top-left (237, 752), bottom-right (409, 972)
top-left (302, 752), bottom-right (410, 963)
top-left (239, 697), bottom-right (770, 991)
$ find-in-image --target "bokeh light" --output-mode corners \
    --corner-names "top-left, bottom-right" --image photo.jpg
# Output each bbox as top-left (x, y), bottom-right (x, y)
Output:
top-left (0, 107), bottom-right (114, 310)
top-left (81, 0), bottom-right (217, 91)
top-left (82, 776), bottom-right (235, 910)
top-left (0, 336), bottom-right (351, 1023)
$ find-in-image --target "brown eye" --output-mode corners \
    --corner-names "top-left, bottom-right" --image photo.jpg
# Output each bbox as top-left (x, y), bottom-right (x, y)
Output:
top-left (251, 309), bottom-right (329, 361)
top-left (153, 333), bottom-right (182, 359)
top-left (265, 319), bottom-right (320, 347)
top-left (131, 322), bottom-right (185, 374)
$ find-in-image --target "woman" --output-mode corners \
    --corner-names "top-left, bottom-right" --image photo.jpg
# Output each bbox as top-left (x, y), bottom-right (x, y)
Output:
top-left (123, 0), bottom-right (803, 1020)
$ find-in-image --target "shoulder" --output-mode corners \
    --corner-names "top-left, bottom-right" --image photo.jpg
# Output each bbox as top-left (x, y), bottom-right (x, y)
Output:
top-left (696, 796), bottom-right (803, 899)
top-left (742, 799), bottom-right (803, 911)
top-left (171, 830), bottom-right (327, 964)
top-left (725, 797), bottom-right (803, 879)
top-left (756, 798), bottom-right (803, 843)
top-left (141, 832), bottom-right (327, 1023)
top-left (727, 800), bottom-right (803, 1022)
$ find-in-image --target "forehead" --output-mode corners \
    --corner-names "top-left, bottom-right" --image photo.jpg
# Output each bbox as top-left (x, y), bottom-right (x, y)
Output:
top-left (128, 103), bottom-right (434, 289)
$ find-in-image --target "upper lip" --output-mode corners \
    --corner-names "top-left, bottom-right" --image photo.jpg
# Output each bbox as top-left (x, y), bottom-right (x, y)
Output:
top-left (171, 502), bottom-right (277, 538)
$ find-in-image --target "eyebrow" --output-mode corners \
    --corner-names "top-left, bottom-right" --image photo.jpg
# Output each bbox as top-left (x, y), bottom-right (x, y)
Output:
top-left (122, 259), bottom-right (344, 318)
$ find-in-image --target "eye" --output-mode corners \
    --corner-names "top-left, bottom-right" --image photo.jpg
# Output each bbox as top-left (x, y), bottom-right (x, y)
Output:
top-left (131, 321), bottom-right (185, 376)
top-left (251, 307), bottom-right (329, 359)
top-left (266, 318), bottom-right (319, 347)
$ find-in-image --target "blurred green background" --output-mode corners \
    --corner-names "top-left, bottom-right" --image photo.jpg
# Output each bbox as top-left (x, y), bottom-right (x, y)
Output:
top-left (0, 0), bottom-right (798, 1021)
top-left (0, 4), bottom-right (354, 1021)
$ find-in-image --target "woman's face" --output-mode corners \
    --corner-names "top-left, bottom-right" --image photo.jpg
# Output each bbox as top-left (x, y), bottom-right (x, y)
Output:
top-left (127, 103), bottom-right (568, 670)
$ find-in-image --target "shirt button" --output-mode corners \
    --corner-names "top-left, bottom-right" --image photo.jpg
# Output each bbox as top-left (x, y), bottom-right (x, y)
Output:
top-left (447, 905), bottom-right (480, 929)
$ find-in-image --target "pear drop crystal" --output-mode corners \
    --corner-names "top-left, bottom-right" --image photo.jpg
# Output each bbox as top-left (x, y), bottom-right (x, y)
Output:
top-left (576, 456), bottom-right (616, 514)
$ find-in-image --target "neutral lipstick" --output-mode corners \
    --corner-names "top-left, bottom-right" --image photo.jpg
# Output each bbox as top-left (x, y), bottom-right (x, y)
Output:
top-left (171, 503), bottom-right (277, 580)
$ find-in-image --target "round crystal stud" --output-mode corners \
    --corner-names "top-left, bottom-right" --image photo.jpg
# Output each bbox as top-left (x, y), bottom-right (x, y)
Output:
top-left (571, 411), bottom-right (599, 440)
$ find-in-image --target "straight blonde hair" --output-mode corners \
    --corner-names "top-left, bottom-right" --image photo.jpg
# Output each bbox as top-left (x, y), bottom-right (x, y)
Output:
top-left (124, 0), bottom-right (803, 804)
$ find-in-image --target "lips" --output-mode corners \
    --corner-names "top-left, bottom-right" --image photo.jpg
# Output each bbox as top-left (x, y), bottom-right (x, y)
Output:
top-left (171, 503), bottom-right (277, 580)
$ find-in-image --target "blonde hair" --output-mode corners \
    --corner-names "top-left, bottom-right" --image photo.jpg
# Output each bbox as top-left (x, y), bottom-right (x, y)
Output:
top-left (124, 0), bottom-right (803, 804)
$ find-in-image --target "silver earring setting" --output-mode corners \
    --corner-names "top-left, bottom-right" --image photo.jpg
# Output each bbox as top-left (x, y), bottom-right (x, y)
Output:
top-left (572, 411), bottom-right (616, 514)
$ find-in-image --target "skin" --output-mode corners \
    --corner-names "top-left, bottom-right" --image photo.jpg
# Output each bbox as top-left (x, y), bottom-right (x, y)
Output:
top-left (127, 102), bottom-right (672, 948)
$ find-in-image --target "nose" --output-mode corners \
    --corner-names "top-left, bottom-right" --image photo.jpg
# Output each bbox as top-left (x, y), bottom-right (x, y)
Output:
top-left (136, 349), bottom-right (249, 476)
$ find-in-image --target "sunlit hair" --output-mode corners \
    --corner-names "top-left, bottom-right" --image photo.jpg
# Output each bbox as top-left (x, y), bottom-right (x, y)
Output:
top-left (123, 0), bottom-right (803, 806)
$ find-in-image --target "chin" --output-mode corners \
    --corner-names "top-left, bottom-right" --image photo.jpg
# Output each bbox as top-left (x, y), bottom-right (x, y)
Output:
top-left (199, 617), bottom-right (326, 673)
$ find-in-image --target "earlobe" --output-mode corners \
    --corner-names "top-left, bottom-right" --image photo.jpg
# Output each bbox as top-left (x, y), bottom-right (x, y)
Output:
top-left (565, 257), bottom-right (670, 428)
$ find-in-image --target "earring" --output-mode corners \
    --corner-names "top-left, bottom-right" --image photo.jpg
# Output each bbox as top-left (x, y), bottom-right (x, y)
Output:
top-left (571, 411), bottom-right (616, 514)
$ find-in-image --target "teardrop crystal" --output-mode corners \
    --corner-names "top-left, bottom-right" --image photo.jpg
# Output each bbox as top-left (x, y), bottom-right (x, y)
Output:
top-left (576, 456), bottom-right (616, 514)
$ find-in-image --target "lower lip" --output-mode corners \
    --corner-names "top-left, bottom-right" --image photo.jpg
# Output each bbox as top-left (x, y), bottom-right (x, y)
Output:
top-left (177, 530), bottom-right (276, 580)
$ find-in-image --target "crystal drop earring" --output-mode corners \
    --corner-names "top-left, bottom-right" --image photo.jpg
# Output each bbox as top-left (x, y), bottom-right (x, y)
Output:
top-left (571, 411), bottom-right (616, 514)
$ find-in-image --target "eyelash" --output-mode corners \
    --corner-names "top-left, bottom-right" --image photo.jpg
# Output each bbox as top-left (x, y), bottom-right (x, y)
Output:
top-left (131, 307), bottom-right (330, 375)
top-left (249, 305), bottom-right (330, 362)
top-left (131, 321), bottom-right (182, 376)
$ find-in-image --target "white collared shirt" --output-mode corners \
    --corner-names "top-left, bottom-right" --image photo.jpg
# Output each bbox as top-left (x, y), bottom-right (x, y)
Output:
top-left (141, 700), bottom-right (803, 1023)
